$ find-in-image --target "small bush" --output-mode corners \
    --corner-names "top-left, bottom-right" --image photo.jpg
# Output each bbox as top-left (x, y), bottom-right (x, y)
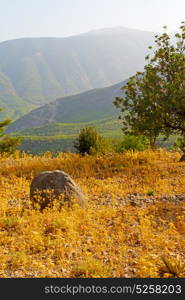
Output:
top-left (116, 135), bottom-right (149, 152)
top-left (0, 107), bottom-right (22, 155)
top-left (0, 136), bottom-right (22, 155)
top-left (74, 127), bottom-right (113, 155)
top-left (173, 136), bottom-right (185, 152)
top-left (146, 190), bottom-right (154, 196)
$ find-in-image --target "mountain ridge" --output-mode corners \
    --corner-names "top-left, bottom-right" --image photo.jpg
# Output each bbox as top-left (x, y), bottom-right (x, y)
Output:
top-left (0, 27), bottom-right (155, 120)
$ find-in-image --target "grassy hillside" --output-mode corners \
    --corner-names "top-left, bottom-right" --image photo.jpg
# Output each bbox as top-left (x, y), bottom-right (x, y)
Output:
top-left (16, 118), bottom-right (122, 137)
top-left (17, 134), bottom-right (177, 156)
top-left (11, 118), bottom-right (122, 154)
top-left (10, 117), bottom-right (177, 155)
top-left (0, 27), bottom-right (155, 119)
top-left (0, 95), bottom-right (34, 121)
top-left (0, 149), bottom-right (184, 277)
top-left (7, 80), bottom-right (125, 133)
top-left (19, 136), bottom-right (75, 155)
top-left (0, 72), bottom-right (34, 120)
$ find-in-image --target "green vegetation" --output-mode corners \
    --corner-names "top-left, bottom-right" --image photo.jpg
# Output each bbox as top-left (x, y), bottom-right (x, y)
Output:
top-left (74, 127), bottom-right (113, 155)
top-left (116, 135), bottom-right (150, 152)
top-left (10, 118), bottom-right (122, 155)
top-left (173, 136), bottom-right (185, 152)
top-left (0, 95), bottom-right (34, 121)
top-left (14, 118), bottom-right (122, 137)
top-left (0, 108), bottom-right (21, 154)
top-left (0, 136), bottom-right (22, 154)
top-left (19, 136), bottom-right (73, 155)
top-left (0, 72), bottom-right (34, 121)
top-left (4, 25), bottom-right (185, 155)
top-left (12, 120), bottom-right (178, 155)
top-left (114, 22), bottom-right (185, 148)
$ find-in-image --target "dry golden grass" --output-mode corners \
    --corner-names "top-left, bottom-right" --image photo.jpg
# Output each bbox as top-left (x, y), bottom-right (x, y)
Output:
top-left (0, 149), bottom-right (184, 278)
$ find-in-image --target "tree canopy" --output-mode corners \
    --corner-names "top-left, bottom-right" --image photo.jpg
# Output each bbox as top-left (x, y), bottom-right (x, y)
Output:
top-left (114, 22), bottom-right (185, 147)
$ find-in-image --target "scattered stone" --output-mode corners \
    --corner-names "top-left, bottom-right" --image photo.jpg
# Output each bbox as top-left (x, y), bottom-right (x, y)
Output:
top-left (30, 170), bottom-right (86, 210)
top-left (124, 193), bottom-right (185, 207)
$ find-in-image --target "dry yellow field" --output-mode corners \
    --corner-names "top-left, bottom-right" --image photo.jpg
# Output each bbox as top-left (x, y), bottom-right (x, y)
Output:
top-left (0, 149), bottom-right (185, 278)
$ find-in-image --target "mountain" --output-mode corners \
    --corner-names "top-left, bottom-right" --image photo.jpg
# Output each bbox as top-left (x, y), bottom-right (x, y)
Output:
top-left (0, 27), bottom-right (155, 120)
top-left (7, 80), bottom-right (126, 133)
top-left (0, 72), bottom-right (35, 120)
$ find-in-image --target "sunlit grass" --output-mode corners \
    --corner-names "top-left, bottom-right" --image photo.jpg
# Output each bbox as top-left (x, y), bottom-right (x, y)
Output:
top-left (0, 149), bottom-right (184, 277)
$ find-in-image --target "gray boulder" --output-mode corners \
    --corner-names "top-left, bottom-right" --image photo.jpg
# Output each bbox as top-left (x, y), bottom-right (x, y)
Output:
top-left (30, 170), bottom-right (85, 209)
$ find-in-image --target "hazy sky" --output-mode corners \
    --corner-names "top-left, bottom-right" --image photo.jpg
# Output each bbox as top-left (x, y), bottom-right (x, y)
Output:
top-left (0, 0), bottom-right (184, 42)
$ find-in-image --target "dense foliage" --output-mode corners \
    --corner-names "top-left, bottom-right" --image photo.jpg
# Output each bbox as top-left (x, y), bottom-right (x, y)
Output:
top-left (116, 135), bottom-right (149, 152)
top-left (74, 127), bottom-right (113, 155)
top-left (114, 22), bottom-right (185, 147)
top-left (0, 108), bottom-right (21, 154)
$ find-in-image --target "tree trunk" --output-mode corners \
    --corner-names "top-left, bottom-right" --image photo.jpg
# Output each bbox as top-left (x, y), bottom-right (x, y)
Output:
top-left (149, 137), bottom-right (157, 150)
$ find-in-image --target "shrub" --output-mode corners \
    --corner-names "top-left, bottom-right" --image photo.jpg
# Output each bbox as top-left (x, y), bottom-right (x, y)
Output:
top-left (116, 135), bottom-right (149, 152)
top-left (0, 107), bottom-right (22, 155)
top-left (0, 136), bottom-right (22, 155)
top-left (74, 127), bottom-right (113, 155)
top-left (173, 136), bottom-right (185, 153)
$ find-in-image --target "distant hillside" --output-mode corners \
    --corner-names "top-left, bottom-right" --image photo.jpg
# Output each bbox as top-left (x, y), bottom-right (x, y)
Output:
top-left (0, 72), bottom-right (34, 120)
top-left (14, 118), bottom-right (123, 155)
top-left (14, 118), bottom-right (123, 137)
top-left (7, 80), bottom-right (126, 132)
top-left (0, 27), bottom-right (155, 120)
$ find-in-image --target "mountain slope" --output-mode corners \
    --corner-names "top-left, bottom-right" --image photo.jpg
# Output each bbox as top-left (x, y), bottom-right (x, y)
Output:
top-left (7, 80), bottom-right (126, 132)
top-left (0, 72), bottom-right (34, 120)
top-left (0, 27), bottom-right (155, 119)
top-left (14, 118), bottom-right (123, 137)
